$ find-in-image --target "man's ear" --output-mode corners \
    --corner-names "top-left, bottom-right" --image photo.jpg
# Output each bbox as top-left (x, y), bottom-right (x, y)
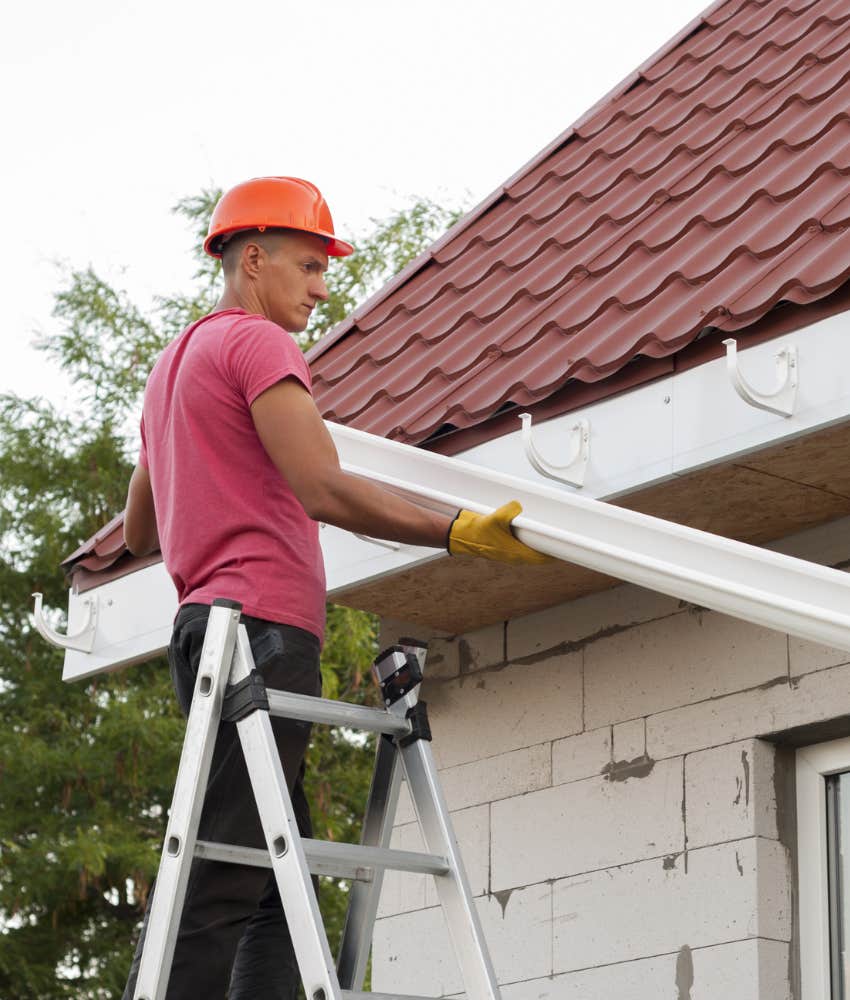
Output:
top-left (241, 240), bottom-right (265, 278)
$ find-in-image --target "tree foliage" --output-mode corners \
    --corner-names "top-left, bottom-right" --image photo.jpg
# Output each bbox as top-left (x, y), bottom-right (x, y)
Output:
top-left (0, 190), bottom-right (461, 997)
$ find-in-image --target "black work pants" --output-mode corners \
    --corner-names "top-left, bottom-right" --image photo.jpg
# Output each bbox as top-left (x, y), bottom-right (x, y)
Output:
top-left (122, 603), bottom-right (322, 1000)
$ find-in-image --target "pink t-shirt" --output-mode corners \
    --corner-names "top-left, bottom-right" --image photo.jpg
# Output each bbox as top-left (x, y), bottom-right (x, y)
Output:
top-left (139, 308), bottom-right (326, 642)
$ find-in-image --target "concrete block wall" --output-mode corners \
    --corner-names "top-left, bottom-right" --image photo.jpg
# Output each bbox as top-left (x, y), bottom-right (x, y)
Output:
top-left (371, 517), bottom-right (850, 999)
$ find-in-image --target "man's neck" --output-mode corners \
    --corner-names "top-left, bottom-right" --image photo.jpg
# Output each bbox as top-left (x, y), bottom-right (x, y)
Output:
top-left (213, 286), bottom-right (263, 318)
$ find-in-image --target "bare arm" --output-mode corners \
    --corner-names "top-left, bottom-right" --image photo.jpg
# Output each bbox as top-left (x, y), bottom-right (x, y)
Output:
top-left (251, 378), bottom-right (452, 548)
top-left (124, 463), bottom-right (160, 556)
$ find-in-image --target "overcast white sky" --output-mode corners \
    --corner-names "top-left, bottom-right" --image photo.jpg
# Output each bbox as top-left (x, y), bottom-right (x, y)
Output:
top-left (2, 0), bottom-right (709, 406)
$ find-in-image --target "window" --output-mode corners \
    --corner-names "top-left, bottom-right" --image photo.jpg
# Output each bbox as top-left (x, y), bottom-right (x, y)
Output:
top-left (798, 737), bottom-right (850, 998)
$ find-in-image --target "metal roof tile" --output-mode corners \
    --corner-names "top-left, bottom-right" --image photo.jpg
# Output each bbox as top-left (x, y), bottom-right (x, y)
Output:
top-left (310, 0), bottom-right (850, 448)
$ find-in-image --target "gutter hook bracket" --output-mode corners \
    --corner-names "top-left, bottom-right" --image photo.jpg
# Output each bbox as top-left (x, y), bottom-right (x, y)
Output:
top-left (722, 338), bottom-right (798, 417)
top-left (353, 533), bottom-right (401, 551)
top-left (32, 592), bottom-right (98, 652)
top-left (519, 413), bottom-right (590, 488)
top-left (320, 521), bottom-right (401, 552)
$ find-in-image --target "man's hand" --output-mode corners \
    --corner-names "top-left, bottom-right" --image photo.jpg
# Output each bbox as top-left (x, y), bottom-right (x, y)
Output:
top-left (448, 502), bottom-right (554, 565)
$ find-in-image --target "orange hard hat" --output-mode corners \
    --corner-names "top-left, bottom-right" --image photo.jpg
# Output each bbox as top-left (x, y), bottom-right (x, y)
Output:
top-left (204, 176), bottom-right (354, 258)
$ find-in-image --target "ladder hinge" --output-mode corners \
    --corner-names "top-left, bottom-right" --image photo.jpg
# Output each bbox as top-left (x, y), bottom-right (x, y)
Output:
top-left (222, 671), bottom-right (270, 722)
top-left (399, 701), bottom-right (432, 747)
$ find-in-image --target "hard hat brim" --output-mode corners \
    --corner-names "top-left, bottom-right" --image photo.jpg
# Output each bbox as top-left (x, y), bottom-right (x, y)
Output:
top-left (204, 225), bottom-right (354, 259)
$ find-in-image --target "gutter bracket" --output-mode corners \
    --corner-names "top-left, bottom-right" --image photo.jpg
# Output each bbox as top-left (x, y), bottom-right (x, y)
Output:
top-left (353, 533), bottom-right (401, 551)
top-left (321, 522), bottom-right (401, 552)
top-left (519, 412), bottom-right (590, 488)
top-left (32, 592), bottom-right (98, 652)
top-left (722, 338), bottom-right (798, 417)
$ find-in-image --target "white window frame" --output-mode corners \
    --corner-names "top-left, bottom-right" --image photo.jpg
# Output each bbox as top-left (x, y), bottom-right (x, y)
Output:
top-left (797, 736), bottom-right (850, 998)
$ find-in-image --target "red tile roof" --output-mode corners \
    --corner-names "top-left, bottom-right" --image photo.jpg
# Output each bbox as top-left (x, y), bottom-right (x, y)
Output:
top-left (65, 0), bottom-right (850, 583)
top-left (308, 0), bottom-right (850, 451)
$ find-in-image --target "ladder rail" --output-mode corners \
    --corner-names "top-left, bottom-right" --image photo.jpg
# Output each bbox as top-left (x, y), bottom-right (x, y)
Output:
top-left (399, 729), bottom-right (501, 1000)
top-left (336, 736), bottom-right (403, 990)
top-left (230, 625), bottom-right (342, 1000)
top-left (133, 601), bottom-right (241, 1000)
top-left (134, 608), bottom-right (502, 1000)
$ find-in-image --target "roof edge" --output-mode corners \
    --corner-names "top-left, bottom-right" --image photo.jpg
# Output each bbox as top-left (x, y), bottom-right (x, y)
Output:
top-left (306, 0), bottom-right (729, 367)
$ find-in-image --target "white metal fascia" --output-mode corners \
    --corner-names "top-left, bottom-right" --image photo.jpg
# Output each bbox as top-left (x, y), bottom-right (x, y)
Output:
top-left (326, 313), bottom-right (850, 596)
top-left (332, 422), bottom-right (850, 653)
top-left (53, 311), bottom-right (850, 680)
top-left (57, 404), bottom-right (850, 681)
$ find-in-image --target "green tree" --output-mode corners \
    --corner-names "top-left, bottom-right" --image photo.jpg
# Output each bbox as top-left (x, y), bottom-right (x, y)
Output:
top-left (0, 190), bottom-right (461, 997)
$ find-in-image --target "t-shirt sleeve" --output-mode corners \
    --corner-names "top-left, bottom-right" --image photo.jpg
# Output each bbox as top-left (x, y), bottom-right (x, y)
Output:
top-left (219, 317), bottom-right (313, 406)
top-left (138, 413), bottom-right (149, 469)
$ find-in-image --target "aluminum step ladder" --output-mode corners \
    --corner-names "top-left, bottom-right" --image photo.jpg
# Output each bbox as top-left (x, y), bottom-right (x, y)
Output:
top-left (132, 598), bottom-right (501, 1000)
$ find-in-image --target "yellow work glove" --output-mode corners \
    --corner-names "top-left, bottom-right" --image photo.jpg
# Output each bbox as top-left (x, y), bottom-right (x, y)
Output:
top-left (447, 501), bottom-right (554, 565)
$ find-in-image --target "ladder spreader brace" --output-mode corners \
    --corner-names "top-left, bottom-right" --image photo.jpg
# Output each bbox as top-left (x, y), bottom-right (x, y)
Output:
top-left (133, 599), bottom-right (501, 1000)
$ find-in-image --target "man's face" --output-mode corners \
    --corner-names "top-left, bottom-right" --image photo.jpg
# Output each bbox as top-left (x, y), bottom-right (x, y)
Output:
top-left (258, 230), bottom-right (330, 333)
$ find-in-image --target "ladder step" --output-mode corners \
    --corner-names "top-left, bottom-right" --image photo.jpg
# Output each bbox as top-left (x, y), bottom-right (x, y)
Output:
top-left (195, 838), bottom-right (450, 881)
top-left (265, 688), bottom-right (411, 737)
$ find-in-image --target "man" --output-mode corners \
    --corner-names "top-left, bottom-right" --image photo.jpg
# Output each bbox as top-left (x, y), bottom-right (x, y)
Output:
top-left (122, 176), bottom-right (550, 999)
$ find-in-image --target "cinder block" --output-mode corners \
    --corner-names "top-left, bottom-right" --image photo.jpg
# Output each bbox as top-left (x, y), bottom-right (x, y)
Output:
top-left (648, 660), bottom-right (850, 759)
top-left (686, 739), bottom-right (778, 848)
top-left (507, 583), bottom-right (680, 661)
top-left (380, 806), bottom-right (490, 918)
top-left (378, 616), bottom-right (460, 680)
top-left (439, 743), bottom-right (552, 813)
top-left (377, 821), bottom-right (428, 918)
top-left (425, 636), bottom-right (463, 681)
top-left (613, 718), bottom-right (645, 761)
top-left (769, 512), bottom-right (850, 565)
top-left (690, 936), bottom-right (791, 1000)
top-left (552, 726), bottom-right (612, 785)
top-left (425, 804), bottom-right (489, 906)
top-left (500, 939), bottom-right (790, 1000)
top-left (373, 884), bottom-right (552, 996)
top-left (373, 907), bottom-right (460, 997)
top-left (552, 838), bottom-right (791, 973)
top-left (458, 622), bottom-right (505, 673)
top-left (394, 778), bottom-right (416, 826)
top-left (585, 609), bottom-right (788, 729)
top-left (477, 882), bottom-right (552, 985)
top-left (397, 744), bottom-right (552, 825)
top-left (426, 652), bottom-right (582, 769)
top-left (789, 635), bottom-right (850, 677)
top-left (378, 616), bottom-right (448, 648)
top-left (491, 756), bottom-right (683, 891)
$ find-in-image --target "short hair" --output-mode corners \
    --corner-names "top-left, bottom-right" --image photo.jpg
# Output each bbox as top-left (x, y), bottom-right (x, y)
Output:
top-left (220, 228), bottom-right (295, 275)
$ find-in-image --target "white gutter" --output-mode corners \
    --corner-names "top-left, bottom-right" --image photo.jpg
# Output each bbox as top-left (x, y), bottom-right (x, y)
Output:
top-left (333, 423), bottom-right (850, 653)
top-left (324, 316), bottom-right (850, 595)
top-left (43, 314), bottom-right (850, 680)
top-left (45, 414), bottom-right (850, 681)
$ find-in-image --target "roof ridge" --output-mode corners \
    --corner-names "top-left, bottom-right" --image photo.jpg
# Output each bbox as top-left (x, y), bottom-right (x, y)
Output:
top-left (306, 0), bottom-right (731, 367)
top-left (578, 5), bottom-right (850, 138)
top-left (622, 0), bottom-right (823, 93)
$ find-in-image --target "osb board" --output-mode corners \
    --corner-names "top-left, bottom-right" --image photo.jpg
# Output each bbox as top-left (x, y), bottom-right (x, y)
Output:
top-left (333, 421), bottom-right (850, 635)
top-left (332, 554), bottom-right (619, 636)
top-left (735, 420), bottom-right (850, 498)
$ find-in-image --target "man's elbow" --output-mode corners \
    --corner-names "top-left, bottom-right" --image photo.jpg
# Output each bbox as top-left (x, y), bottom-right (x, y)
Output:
top-left (298, 491), bottom-right (331, 523)
top-left (294, 471), bottom-right (343, 523)
top-left (123, 516), bottom-right (159, 558)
